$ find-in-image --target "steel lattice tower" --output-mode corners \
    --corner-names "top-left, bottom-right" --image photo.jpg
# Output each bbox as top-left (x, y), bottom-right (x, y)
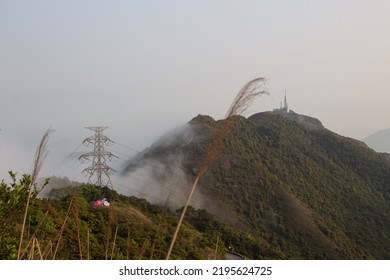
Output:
top-left (79, 127), bottom-right (118, 189)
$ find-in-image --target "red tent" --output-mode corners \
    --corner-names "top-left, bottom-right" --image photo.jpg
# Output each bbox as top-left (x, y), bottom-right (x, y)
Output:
top-left (93, 200), bottom-right (102, 207)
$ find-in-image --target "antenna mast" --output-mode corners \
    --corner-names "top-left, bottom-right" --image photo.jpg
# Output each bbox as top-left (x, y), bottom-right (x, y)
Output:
top-left (79, 127), bottom-right (118, 189)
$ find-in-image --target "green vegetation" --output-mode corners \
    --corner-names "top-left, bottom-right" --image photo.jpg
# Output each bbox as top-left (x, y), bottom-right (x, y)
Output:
top-left (134, 112), bottom-right (390, 259)
top-left (1, 178), bottom-right (241, 260)
top-left (2, 112), bottom-right (389, 260)
top-left (0, 172), bottom-right (33, 259)
top-left (198, 113), bottom-right (390, 259)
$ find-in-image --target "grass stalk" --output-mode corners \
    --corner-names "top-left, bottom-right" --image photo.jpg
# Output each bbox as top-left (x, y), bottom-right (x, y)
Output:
top-left (110, 226), bottom-right (119, 260)
top-left (214, 235), bottom-right (220, 260)
top-left (35, 238), bottom-right (43, 260)
top-left (126, 227), bottom-right (130, 259)
top-left (53, 198), bottom-right (73, 260)
top-left (87, 228), bottom-right (90, 260)
top-left (17, 128), bottom-right (54, 260)
top-left (165, 77), bottom-right (268, 259)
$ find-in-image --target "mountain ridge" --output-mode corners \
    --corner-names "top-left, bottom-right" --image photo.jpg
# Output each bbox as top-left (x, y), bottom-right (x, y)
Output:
top-left (123, 111), bottom-right (390, 259)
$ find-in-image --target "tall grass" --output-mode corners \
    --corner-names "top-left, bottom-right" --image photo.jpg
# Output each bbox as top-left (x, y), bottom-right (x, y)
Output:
top-left (166, 77), bottom-right (268, 259)
top-left (52, 197), bottom-right (73, 259)
top-left (17, 128), bottom-right (54, 260)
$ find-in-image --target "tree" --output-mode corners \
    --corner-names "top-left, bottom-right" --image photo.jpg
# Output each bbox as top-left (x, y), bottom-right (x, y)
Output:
top-left (0, 171), bottom-right (49, 259)
top-left (0, 172), bottom-right (36, 259)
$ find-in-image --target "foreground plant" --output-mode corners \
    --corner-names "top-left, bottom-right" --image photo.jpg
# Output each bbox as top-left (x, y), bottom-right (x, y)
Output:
top-left (166, 77), bottom-right (268, 259)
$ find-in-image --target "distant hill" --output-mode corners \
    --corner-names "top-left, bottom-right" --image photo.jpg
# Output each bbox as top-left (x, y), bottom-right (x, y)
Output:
top-left (363, 128), bottom-right (390, 154)
top-left (123, 111), bottom-right (390, 259)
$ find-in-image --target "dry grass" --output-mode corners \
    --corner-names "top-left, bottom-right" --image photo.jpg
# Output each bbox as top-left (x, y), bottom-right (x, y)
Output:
top-left (166, 77), bottom-right (268, 259)
top-left (52, 197), bottom-right (73, 259)
top-left (17, 128), bottom-right (54, 260)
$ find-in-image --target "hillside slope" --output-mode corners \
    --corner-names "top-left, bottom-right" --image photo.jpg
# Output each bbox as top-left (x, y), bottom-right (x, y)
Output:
top-left (1, 182), bottom-right (240, 260)
top-left (123, 111), bottom-right (390, 259)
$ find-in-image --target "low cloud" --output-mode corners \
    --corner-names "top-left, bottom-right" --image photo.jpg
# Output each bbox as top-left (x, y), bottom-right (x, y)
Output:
top-left (117, 124), bottom-right (206, 210)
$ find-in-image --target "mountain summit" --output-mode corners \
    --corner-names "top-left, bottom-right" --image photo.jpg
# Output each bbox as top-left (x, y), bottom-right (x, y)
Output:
top-left (122, 111), bottom-right (390, 259)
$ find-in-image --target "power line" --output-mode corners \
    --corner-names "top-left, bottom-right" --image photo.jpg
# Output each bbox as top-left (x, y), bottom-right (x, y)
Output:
top-left (113, 141), bottom-right (141, 154)
top-left (105, 148), bottom-right (133, 161)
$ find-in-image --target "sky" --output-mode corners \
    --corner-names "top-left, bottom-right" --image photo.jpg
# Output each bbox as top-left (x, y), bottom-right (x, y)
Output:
top-left (1, 0), bottom-right (389, 181)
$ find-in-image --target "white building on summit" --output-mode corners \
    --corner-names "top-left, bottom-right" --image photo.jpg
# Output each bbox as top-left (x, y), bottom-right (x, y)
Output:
top-left (273, 91), bottom-right (289, 114)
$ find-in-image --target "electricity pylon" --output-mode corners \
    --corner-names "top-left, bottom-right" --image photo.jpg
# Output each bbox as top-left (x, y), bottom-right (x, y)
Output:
top-left (79, 127), bottom-right (118, 189)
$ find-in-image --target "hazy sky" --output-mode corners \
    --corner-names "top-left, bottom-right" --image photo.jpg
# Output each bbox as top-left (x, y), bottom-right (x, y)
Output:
top-left (1, 0), bottom-right (389, 181)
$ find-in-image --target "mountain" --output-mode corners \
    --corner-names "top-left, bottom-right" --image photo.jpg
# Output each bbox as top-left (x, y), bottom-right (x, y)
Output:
top-left (3, 111), bottom-right (389, 260)
top-left (363, 128), bottom-right (390, 154)
top-left (123, 111), bottom-right (390, 259)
